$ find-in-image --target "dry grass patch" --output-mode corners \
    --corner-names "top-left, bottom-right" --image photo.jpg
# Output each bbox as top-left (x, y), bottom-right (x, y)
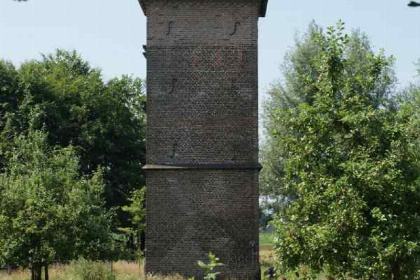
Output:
top-left (113, 261), bottom-right (143, 276)
top-left (145, 274), bottom-right (186, 280)
top-left (0, 269), bottom-right (29, 280)
top-left (1, 249), bottom-right (276, 280)
top-left (260, 248), bottom-right (275, 266)
top-left (0, 262), bottom-right (142, 280)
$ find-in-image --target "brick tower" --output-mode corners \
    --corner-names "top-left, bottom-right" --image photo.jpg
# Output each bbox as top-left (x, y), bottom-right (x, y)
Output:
top-left (139, 0), bottom-right (268, 278)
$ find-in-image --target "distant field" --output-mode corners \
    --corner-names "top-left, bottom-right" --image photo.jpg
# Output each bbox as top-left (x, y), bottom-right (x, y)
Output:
top-left (258, 232), bottom-right (331, 280)
top-left (260, 231), bottom-right (275, 250)
top-left (259, 231), bottom-right (276, 276)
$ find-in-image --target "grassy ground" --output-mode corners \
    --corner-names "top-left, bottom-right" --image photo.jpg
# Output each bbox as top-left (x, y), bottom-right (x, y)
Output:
top-left (1, 233), bottom-right (279, 280)
top-left (0, 262), bottom-right (144, 280)
top-left (258, 232), bottom-right (335, 280)
top-left (260, 231), bottom-right (275, 249)
top-left (259, 231), bottom-right (276, 277)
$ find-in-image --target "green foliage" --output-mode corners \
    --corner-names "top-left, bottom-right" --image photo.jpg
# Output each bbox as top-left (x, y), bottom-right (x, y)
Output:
top-left (122, 188), bottom-right (146, 234)
top-left (260, 21), bottom-right (396, 197)
top-left (259, 196), bottom-right (284, 227)
top-left (402, 60), bottom-right (420, 104)
top-left (197, 252), bottom-right (224, 280)
top-left (0, 130), bottom-right (113, 272)
top-left (0, 61), bottom-right (23, 170)
top-left (56, 259), bottom-right (116, 280)
top-left (121, 188), bottom-right (146, 255)
top-left (0, 61), bottom-right (21, 130)
top-left (0, 50), bottom-right (146, 226)
top-left (270, 21), bottom-right (420, 279)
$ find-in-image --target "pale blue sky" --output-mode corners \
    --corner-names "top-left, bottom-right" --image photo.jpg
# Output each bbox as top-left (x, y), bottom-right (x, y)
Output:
top-left (1, 0), bottom-right (419, 107)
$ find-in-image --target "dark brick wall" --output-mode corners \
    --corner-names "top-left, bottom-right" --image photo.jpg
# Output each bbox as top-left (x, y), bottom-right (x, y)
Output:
top-left (146, 170), bottom-right (260, 278)
top-left (143, 0), bottom-right (262, 278)
top-left (146, 45), bottom-right (258, 164)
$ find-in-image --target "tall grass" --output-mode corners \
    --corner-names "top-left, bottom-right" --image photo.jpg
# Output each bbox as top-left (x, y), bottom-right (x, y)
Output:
top-left (259, 232), bottom-right (275, 248)
top-left (55, 259), bottom-right (116, 280)
top-left (0, 261), bottom-right (143, 280)
top-left (1, 233), bottom-right (278, 280)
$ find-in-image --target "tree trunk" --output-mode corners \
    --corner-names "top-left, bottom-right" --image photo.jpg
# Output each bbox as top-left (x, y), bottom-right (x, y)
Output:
top-left (391, 262), bottom-right (400, 280)
top-left (45, 264), bottom-right (49, 280)
top-left (140, 231), bottom-right (145, 251)
top-left (31, 263), bottom-right (42, 280)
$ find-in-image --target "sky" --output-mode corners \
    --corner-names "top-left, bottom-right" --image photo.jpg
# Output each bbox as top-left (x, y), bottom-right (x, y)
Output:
top-left (1, 0), bottom-right (420, 129)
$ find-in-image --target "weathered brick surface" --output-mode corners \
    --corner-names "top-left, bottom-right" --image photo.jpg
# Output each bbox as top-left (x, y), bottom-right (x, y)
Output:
top-left (147, 45), bottom-right (258, 164)
top-left (146, 170), bottom-right (260, 278)
top-left (141, 0), bottom-right (264, 278)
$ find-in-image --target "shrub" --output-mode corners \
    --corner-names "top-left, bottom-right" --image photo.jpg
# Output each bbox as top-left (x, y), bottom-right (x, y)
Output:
top-left (55, 259), bottom-right (115, 280)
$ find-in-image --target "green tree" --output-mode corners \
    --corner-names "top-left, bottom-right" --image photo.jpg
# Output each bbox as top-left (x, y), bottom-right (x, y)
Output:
top-left (0, 130), bottom-right (113, 280)
top-left (271, 22), bottom-right (420, 280)
top-left (0, 61), bottom-right (24, 170)
top-left (122, 188), bottom-right (146, 252)
top-left (0, 61), bottom-right (22, 131)
top-left (401, 60), bottom-right (420, 103)
top-left (0, 50), bottom-right (146, 226)
top-left (261, 22), bottom-right (396, 198)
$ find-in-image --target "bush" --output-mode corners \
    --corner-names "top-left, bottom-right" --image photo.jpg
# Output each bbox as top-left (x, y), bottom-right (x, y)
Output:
top-left (56, 259), bottom-right (115, 280)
